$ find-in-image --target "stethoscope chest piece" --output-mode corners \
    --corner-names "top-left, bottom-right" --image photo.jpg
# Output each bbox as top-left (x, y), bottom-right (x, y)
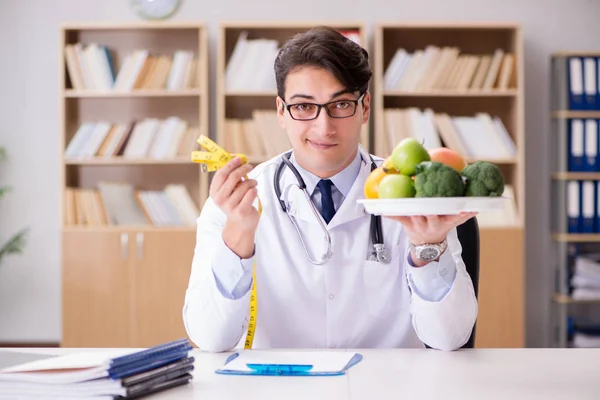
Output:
top-left (369, 243), bottom-right (391, 264)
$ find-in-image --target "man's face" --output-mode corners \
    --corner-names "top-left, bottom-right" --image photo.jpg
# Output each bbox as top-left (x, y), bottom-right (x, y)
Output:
top-left (276, 66), bottom-right (370, 178)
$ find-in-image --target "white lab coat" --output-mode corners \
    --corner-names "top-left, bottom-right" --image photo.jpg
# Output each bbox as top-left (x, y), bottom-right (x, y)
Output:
top-left (183, 146), bottom-right (478, 352)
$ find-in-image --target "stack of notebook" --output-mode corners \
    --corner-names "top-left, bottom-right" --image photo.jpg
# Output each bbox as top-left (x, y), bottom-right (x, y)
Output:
top-left (0, 338), bottom-right (194, 399)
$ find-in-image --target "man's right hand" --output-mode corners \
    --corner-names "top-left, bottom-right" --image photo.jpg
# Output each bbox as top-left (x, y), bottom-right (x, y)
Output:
top-left (210, 156), bottom-right (259, 259)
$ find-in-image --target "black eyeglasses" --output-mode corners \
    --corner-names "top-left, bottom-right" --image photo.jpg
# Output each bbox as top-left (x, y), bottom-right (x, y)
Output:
top-left (282, 93), bottom-right (365, 121)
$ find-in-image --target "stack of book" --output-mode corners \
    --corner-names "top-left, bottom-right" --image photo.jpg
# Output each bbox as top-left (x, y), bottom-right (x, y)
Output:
top-left (0, 338), bottom-right (194, 399)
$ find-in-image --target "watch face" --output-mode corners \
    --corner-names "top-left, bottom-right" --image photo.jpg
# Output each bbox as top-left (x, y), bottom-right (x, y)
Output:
top-left (131, 0), bottom-right (180, 20)
top-left (418, 247), bottom-right (440, 260)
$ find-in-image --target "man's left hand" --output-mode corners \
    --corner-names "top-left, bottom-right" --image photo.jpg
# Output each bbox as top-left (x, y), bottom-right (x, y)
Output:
top-left (386, 212), bottom-right (477, 259)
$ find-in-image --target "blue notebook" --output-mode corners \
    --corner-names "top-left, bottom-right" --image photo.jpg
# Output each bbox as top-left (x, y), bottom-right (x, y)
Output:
top-left (215, 350), bottom-right (363, 376)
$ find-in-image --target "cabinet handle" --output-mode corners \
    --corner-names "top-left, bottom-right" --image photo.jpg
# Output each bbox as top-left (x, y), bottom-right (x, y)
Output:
top-left (120, 233), bottom-right (128, 260)
top-left (136, 232), bottom-right (144, 259)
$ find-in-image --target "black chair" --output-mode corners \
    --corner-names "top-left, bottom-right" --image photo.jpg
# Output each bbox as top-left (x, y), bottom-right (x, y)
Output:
top-left (423, 216), bottom-right (480, 349)
top-left (456, 216), bottom-right (480, 348)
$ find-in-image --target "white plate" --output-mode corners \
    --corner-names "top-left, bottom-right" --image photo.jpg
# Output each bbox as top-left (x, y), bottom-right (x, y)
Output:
top-left (357, 196), bottom-right (511, 216)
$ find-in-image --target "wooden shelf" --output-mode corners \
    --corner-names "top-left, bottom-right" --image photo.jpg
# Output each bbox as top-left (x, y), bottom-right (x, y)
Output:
top-left (61, 21), bottom-right (207, 30)
top-left (549, 51), bottom-right (600, 347)
top-left (552, 233), bottom-right (600, 242)
top-left (551, 51), bottom-right (600, 58)
top-left (217, 21), bottom-right (369, 159)
top-left (552, 293), bottom-right (600, 304)
top-left (59, 23), bottom-right (208, 348)
top-left (552, 111), bottom-right (600, 119)
top-left (64, 89), bottom-right (201, 98)
top-left (64, 157), bottom-right (194, 165)
top-left (63, 226), bottom-right (195, 233)
top-left (552, 172), bottom-right (600, 180)
top-left (374, 23), bottom-right (525, 349)
top-left (382, 89), bottom-right (518, 97)
top-left (224, 90), bottom-right (277, 97)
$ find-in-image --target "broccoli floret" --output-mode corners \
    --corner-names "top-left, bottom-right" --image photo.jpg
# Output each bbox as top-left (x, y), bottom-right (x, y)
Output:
top-left (462, 161), bottom-right (505, 196)
top-left (414, 161), bottom-right (465, 197)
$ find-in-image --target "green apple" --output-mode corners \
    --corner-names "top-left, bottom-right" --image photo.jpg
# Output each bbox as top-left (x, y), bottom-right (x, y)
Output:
top-left (377, 174), bottom-right (416, 198)
top-left (390, 137), bottom-right (431, 176)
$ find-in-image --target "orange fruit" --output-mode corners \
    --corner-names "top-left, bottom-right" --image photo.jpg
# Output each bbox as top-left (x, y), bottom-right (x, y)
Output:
top-left (428, 147), bottom-right (468, 173)
top-left (364, 167), bottom-right (388, 199)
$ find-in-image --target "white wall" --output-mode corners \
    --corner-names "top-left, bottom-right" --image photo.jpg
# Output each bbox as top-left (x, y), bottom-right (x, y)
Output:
top-left (1, 0), bottom-right (599, 346)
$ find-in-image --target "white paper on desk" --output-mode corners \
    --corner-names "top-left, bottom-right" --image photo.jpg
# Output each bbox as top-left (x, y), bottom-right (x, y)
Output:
top-left (0, 350), bottom-right (135, 384)
top-left (222, 350), bottom-right (358, 373)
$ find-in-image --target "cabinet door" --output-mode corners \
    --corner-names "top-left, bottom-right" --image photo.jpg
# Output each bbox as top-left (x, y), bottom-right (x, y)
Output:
top-left (132, 230), bottom-right (196, 347)
top-left (62, 231), bottom-right (134, 347)
top-left (476, 227), bottom-right (525, 348)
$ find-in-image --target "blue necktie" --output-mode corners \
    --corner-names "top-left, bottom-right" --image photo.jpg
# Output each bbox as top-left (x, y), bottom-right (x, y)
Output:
top-left (317, 179), bottom-right (335, 224)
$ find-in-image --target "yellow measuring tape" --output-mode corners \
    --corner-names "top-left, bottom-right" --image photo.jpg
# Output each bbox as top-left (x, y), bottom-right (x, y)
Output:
top-left (192, 135), bottom-right (259, 350)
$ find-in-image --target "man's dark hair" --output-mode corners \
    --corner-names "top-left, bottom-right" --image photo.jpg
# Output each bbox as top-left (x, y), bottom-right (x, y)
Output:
top-left (274, 26), bottom-right (372, 100)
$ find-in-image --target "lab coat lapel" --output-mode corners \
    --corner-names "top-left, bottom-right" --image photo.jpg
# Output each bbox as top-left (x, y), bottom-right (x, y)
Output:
top-left (277, 163), bottom-right (320, 224)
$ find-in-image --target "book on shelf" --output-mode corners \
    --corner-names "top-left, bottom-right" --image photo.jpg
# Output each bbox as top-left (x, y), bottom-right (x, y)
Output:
top-left (64, 183), bottom-right (200, 228)
top-left (381, 107), bottom-right (517, 160)
top-left (224, 29), bottom-right (360, 92)
top-left (223, 111), bottom-right (290, 159)
top-left (383, 46), bottom-right (515, 92)
top-left (552, 55), bottom-right (600, 111)
top-left (64, 42), bottom-right (198, 92)
top-left (64, 117), bottom-right (199, 160)
top-left (0, 338), bottom-right (194, 399)
top-left (474, 184), bottom-right (519, 227)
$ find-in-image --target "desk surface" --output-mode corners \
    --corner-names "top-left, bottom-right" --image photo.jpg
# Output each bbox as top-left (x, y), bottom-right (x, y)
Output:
top-left (3, 348), bottom-right (600, 399)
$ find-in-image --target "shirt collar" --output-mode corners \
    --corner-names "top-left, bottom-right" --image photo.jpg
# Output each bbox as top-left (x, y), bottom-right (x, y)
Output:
top-left (290, 148), bottom-right (363, 198)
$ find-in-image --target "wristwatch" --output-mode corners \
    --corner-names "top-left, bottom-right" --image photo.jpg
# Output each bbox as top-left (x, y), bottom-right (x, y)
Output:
top-left (409, 239), bottom-right (448, 262)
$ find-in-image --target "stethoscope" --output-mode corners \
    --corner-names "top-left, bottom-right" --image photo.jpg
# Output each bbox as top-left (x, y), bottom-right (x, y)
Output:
top-left (273, 151), bottom-right (391, 265)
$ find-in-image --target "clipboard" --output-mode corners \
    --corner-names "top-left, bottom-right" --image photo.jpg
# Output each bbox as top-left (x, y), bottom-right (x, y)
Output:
top-left (215, 350), bottom-right (363, 376)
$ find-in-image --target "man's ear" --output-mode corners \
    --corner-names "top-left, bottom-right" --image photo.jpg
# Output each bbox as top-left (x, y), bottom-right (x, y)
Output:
top-left (276, 96), bottom-right (286, 129)
top-left (361, 91), bottom-right (371, 124)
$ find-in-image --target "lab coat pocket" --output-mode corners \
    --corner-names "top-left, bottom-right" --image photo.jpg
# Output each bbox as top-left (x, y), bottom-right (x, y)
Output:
top-left (362, 245), bottom-right (409, 316)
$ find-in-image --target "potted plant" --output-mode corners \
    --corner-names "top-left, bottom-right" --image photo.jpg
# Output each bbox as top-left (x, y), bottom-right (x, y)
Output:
top-left (0, 146), bottom-right (27, 264)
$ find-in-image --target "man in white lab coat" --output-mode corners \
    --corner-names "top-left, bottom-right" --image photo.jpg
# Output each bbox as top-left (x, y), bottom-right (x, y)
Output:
top-left (183, 26), bottom-right (478, 352)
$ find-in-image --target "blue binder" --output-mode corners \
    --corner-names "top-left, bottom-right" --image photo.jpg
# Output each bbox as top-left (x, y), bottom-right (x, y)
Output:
top-left (215, 352), bottom-right (363, 376)
top-left (567, 56), bottom-right (586, 110)
top-left (583, 57), bottom-right (599, 110)
top-left (584, 119), bottom-right (599, 171)
top-left (595, 181), bottom-right (600, 233)
top-left (108, 338), bottom-right (193, 379)
top-left (567, 180), bottom-right (581, 233)
top-left (568, 119), bottom-right (585, 171)
top-left (580, 180), bottom-right (596, 233)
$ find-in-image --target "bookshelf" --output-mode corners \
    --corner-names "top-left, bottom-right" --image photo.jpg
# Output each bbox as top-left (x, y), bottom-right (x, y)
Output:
top-left (217, 21), bottom-right (369, 163)
top-left (374, 22), bottom-right (525, 348)
top-left (59, 22), bottom-right (208, 348)
top-left (550, 52), bottom-right (600, 348)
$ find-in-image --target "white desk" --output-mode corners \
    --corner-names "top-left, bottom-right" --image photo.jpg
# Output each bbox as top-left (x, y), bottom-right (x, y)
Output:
top-left (3, 348), bottom-right (600, 399)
